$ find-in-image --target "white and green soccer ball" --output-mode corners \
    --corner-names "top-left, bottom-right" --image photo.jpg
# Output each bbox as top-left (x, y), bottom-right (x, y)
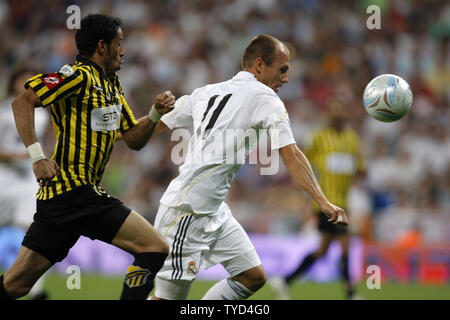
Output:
top-left (363, 74), bottom-right (413, 122)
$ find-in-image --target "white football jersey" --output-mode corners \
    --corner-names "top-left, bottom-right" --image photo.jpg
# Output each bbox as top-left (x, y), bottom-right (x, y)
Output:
top-left (160, 71), bottom-right (296, 215)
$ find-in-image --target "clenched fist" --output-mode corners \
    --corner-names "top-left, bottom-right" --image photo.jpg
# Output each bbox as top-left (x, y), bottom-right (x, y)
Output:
top-left (154, 91), bottom-right (175, 115)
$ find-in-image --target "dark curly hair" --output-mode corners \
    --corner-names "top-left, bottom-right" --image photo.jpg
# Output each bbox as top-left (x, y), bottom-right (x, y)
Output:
top-left (75, 14), bottom-right (122, 57)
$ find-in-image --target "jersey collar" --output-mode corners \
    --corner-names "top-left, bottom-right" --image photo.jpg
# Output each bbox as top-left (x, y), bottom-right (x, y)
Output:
top-left (233, 71), bottom-right (257, 81)
top-left (75, 55), bottom-right (106, 79)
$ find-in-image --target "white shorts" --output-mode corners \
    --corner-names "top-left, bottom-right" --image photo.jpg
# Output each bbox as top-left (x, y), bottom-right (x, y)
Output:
top-left (154, 202), bottom-right (261, 300)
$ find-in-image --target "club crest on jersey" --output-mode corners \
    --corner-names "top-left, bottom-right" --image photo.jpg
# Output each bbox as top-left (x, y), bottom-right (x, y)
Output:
top-left (58, 64), bottom-right (74, 77)
top-left (123, 265), bottom-right (151, 288)
top-left (187, 261), bottom-right (198, 276)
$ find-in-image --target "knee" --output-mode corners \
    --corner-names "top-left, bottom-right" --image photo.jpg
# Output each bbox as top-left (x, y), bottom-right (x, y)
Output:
top-left (236, 268), bottom-right (267, 292)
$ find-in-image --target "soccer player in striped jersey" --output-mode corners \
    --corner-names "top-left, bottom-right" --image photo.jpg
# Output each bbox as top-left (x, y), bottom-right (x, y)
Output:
top-left (146, 34), bottom-right (348, 300)
top-left (270, 98), bottom-right (365, 300)
top-left (0, 14), bottom-right (174, 300)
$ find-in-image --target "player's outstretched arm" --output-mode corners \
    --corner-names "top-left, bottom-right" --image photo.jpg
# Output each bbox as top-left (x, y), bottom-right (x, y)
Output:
top-left (121, 91), bottom-right (175, 150)
top-left (279, 143), bottom-right (348, 225)
top-left (11, 88), bottom-right (60, 186)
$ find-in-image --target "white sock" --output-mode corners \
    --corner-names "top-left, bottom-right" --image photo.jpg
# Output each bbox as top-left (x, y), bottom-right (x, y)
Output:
top-left (201, 278), bottom-right (254, 300)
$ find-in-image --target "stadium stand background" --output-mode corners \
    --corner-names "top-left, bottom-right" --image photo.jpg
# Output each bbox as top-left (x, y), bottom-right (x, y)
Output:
top-left (0, 0), bottom-right (449, 284)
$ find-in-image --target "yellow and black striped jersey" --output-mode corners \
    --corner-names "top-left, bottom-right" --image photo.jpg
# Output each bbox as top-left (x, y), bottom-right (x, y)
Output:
top-left (305, 126), bottom-right (364, 209)
top-left (25, 55), bottom-right (138, 200)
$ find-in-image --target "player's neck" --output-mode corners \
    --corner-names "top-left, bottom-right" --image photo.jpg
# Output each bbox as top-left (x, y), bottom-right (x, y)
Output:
top-left (330, 122), bottom-right (344, 132)
top-left (83, 54), bottom-right (107, 76)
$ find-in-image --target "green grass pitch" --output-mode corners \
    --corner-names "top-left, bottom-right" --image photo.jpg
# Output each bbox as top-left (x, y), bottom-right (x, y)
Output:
top-left (19, 271), bottom-right (450, 300)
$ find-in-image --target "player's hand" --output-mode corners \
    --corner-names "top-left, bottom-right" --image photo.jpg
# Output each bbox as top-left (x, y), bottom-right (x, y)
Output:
top-left (33, 158), bottom-right (60, 187)
top-left (321, 202), bottom-right (348, 226)
top-left (154, 91), bottom-right (175, 115)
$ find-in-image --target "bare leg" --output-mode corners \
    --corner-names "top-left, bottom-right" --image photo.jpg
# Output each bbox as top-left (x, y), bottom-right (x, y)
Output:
top-left (3, 246), bottom-right (52, 299)
top-left (112, 211), bottom-right (169, 300)
top-left (111, 210), bottom-right (169, 254)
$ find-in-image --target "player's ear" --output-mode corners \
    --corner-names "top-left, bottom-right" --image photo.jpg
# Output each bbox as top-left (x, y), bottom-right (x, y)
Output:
top-left (255, 57), bottom-right (264, 75)
top-left (97, 39), bottom-right (107, 56)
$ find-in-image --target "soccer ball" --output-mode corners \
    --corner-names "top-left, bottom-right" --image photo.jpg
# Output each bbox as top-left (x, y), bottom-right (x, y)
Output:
top-left (363, 74), bottom-right (413, 122)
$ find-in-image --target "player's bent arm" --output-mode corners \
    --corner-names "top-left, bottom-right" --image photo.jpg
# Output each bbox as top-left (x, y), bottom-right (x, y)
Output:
top-left (11, 88), bottom-right (60, 184)
top-left (117, 116), bottom-right (169, 142)
top-left (121, 116), bottom-right (158, 150)
top-left (121, 91), bottom-right (175, 150)
top-left (11, 88), bottom-right (41, 148)
top-left (279, 143), bottom-right (348, 225)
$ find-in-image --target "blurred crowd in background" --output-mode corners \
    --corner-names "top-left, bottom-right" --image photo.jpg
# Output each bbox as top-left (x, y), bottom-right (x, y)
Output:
top-left (0, 0), bottom-right (449, 245)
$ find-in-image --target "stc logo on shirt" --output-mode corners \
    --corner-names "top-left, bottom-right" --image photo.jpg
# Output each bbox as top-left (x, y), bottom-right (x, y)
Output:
top-left (102, 111), bottom-right (118, 122)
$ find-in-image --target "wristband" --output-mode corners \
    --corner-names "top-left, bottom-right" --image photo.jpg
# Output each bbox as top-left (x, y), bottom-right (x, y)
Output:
top-left (148, 104), bottom-right (162, 123)
top-left (27, 142), bottom-right (46, 163)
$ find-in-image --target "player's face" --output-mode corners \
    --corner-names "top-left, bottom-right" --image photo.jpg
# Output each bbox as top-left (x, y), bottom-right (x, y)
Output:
top-left (104, 27), bottom-right (124, 77)
top-left (327, 101), bottom-right (347, 126)
top-left (260, 46), bottom-right (290, 93)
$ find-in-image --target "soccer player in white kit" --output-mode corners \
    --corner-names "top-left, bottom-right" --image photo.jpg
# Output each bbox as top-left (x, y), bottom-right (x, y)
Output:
top-left (150, 34), bottom-right (348, 300)
top-left (0, 67), bottom-right (50, 299)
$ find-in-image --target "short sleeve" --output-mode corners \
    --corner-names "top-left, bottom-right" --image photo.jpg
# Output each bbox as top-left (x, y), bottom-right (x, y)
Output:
top-left (161, 95), bottom-right (193, 129)
top-left (115, 79), bottom-right (137, 132)
top-left (255, 95), bottom-right (296, 150)
top-left (25, 69), bottom-right (85, 108)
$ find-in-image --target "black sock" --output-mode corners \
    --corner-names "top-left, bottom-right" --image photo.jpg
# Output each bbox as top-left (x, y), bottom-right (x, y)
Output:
top-left (120, 252), bottom-right (167, 300)
top-left (286, 253), bottom-right (317, 283)
top-left (340, 254), bottom-right (354, 298)
top-left (0, 275), bottom-right (12, 300)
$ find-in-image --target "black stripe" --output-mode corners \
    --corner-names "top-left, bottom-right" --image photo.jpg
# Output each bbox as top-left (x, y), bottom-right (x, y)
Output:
top-left (63, 98), bottom-right (76, 190)
top-left (176, 215), bottom-right (194, 279)
top-left (96, 78), bottom-right (114, 180)
top-left (53, 102), bottom-right (67, 193)
top-left (172, 216), bottom-right (189, 279)
top-left (204, 94), bottom-right (232, 133)
top-left (51, 181), bottom-right (57, 197)
top-left (92, 67), bottom-right (105, 184)
top-left (50, 104), bottom-right (60, 127)
top-left (39, 71), bottom-right (81, 102)
top-left (201, 95), bottom-right (219, 122)
top-left (73, 72), bottom-right (87, 184)
top-left (34, 82), bottom-right (46, 92)
top-left (171, 216), bottom-right (192, 279)
top-left (96, 132), bottom-right (112, 181)
top-left (171, 217), bottom-right (187, 279)
top-left (121, 104), bottom-right (134, 130)
top-left (84, 72), bottom-right (94, 184)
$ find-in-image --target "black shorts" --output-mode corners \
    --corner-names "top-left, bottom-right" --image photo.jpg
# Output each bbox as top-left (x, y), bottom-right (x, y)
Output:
top-left (317, 210), bottom-right (348, 235)
top-left (22, 185), bottom-right (131, 263)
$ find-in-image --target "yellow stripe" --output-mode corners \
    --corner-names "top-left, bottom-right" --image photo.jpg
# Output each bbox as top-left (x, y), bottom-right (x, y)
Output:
top-left (162, 95), bottom-right (188, 121)
top-left (274, 112), bottom-right (288, 128)
top-left (164, 213), bottom-right (195, 236)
